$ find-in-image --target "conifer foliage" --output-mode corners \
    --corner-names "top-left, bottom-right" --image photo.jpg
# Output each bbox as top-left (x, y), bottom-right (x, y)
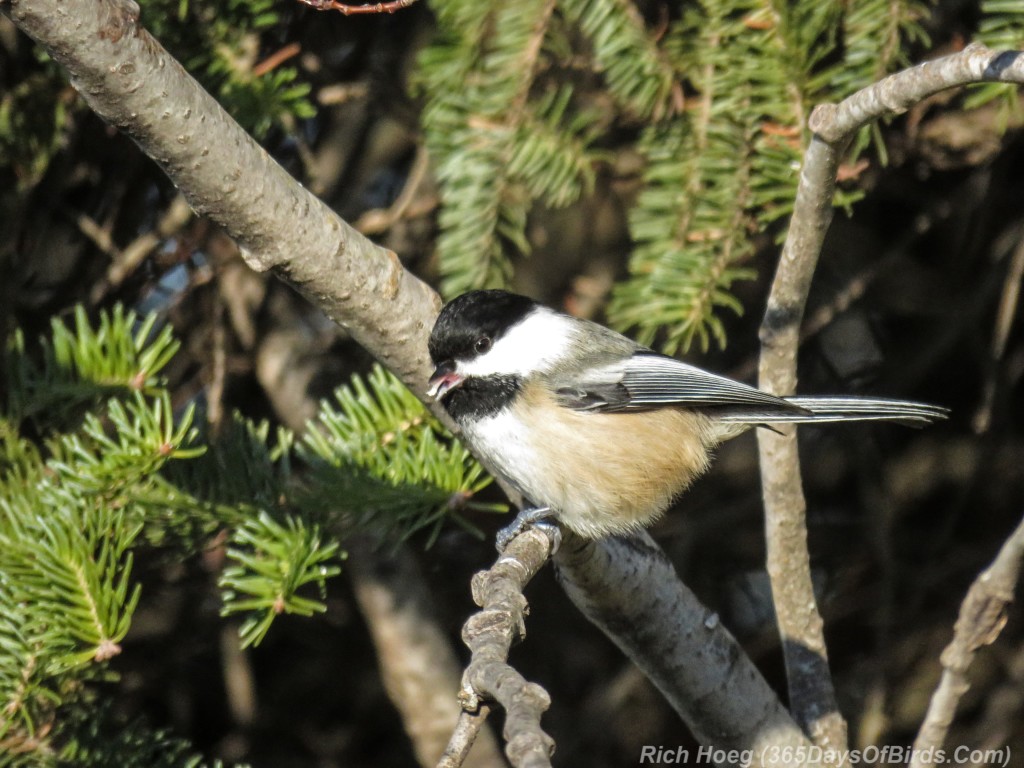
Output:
top-left (417, 0), bottom-right (937, 352)
top-left (0, 310), bottom-right (493, 764)
top-left (0, 0), bottom-right (313, 194)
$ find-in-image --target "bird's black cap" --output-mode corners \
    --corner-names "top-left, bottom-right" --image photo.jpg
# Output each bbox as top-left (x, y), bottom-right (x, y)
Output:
top-left (428, 290), bottom-right (537, 364)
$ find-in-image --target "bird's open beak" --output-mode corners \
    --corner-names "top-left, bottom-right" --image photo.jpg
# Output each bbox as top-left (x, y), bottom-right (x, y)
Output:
top-left (427, 362), bottom-right (463, 400)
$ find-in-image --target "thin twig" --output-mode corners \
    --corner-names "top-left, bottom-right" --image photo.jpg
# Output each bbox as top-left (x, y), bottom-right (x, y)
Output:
top-left (757, 132), bottom-right (848, 755)
top-left (88, 194), bottom-right (194, 304)
top-left (355, 145), bottom-right (433, 235)
top-left (909, 512), bottom-right (1024, 768)
top-left (207, 296), bottom-right (227, 433)
top-left (317, 82), bottom-right (369, 106)
top-left (252, 42), bottom-right (301, 78)
top-left (452, 527), bottom-right (556, 768)
top-left (296, 0), bottom-right (418, 15)
top-left (973, 232), bottom-right (1024, 433)
top-left (436, 706), bottom-right (495, 768)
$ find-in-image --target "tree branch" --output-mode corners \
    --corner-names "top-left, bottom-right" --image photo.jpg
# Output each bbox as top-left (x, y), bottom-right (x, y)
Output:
top-left (910, 513), bottom-right (1024, 768)
top-left (757, 132), bottom-right (847, 752)
top-left (13, 1), bottom-right (1018, 763)
top-left (757, 41), bottom-right (1024, 753)
top-left (554, 531), bottom-right (813, 767)
top-left (2, 0), bottom-right (440, 400)
top-left (453, 527), bottom-right (557, 768)
top-left (347, 537), bottom-right (506, 768)
top-left (810, 45), bottom-right (1024, 143)
top-left (295, 0), bottom-right (419, 15)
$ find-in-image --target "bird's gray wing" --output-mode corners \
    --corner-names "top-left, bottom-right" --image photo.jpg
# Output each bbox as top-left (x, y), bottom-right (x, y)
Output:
top-left (552, 350), bottom-right (807, 415)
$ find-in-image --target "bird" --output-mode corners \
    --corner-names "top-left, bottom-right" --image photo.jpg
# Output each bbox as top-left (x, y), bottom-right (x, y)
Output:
top-left (426, 289), bottom-right (948, 544)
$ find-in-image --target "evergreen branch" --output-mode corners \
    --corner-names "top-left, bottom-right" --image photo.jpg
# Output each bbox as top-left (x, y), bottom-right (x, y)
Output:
top-left (430, 0), bottom-right (556, 297)
top-left (219, 512), bottom-right (343, 647)
top-left (975, 0), bottom-right (1024, 50)
top-left (966, 1), bottom-right (1024, 115)
top-left (53, 306), bottom-right (177, 392)
top-left (824, 0), bottom-right (930, 159)
top-left (434, 129), bottom-right (530, 296)
top-left (510, 86), bottom-right (602, 208)
top-left (491, 0), bottom-right (559, 117)
top-left (0, 590), bottom-right (53, 749)
top-left (4, 305), bottom-right (179, 426)
top-left (299, 366), bottom-right (502, 543)
top-left (0, 417), bottom-right (42, 483)
top-left (745, 1), bottom-right (827, 218)
top-left (609, 1), bottom-right (767, 353)
top-left (162, 415), bottom-right (291, 518)
top-left (608, 0), bottom-right (927, 352)
top-left (48, 392), bottom-right (202, 495)
top-left (0, 497), bottom-right (142, 670)
top-left (420, 0), bottom-right (605, 296)
top-left (55, 699), bottom-right (246, 768)
top-left (560, 0), bottom-right (677, 120)
top-left (420, 0), bottom-right (495, 41)
top-left (754, 0), bottom-right (840, 100)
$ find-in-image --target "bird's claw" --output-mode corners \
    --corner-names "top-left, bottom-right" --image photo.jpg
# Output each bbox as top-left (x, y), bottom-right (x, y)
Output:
top-left (496, 506), bottom-right (561, 554)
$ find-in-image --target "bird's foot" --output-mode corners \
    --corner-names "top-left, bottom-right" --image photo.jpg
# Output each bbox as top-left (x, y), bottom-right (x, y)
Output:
top-left (496, 506), bottom-right (561, 554)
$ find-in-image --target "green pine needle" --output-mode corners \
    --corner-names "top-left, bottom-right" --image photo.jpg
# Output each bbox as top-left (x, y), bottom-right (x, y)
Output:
top-left (418, 0), bottom-right (604, 298)
top-left (300, 365), bottom-right (502, 545)
top-left (5, 305), bottom-right (180, 425)
top-left (965, 1), bottom-right (1024, 118)
top-left (219, 512), bottom-right (343, 648)
top-left (561, 0), bottom-right (676, 120)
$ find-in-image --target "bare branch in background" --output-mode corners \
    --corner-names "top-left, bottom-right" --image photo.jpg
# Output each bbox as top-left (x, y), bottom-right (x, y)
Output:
top-left (974, 233), bottom-right (1024, 433)
top-left (757, 42), bottom-right (1024, 752)
top-left (437, 706), bottom-right (499, 768)
top-left (910, 512), bottom-right (1024, 768)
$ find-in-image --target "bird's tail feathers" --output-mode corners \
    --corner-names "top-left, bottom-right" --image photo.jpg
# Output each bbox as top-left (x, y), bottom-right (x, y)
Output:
top-left (715, 396), bottom-right (949, 427)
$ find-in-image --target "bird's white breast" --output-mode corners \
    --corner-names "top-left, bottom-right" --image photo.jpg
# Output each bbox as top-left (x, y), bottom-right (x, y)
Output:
top-left (460, 406), bottom-right (540, 502)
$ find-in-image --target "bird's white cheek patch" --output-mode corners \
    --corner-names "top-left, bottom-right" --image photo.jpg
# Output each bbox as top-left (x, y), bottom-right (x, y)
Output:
top-left (457, 309), bottom-right (577, 379)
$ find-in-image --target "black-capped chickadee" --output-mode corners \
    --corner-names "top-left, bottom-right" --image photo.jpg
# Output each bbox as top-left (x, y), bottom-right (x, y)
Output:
top-left (427, 290), bottom-right (948, 542)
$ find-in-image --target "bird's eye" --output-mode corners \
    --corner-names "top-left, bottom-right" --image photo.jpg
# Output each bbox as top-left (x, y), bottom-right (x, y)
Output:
top-left (474, 336), bottom-right (492, 354)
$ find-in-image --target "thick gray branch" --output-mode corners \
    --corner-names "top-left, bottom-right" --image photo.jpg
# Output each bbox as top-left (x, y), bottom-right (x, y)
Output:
top-left (554, 532), bottom-right (813, 768)
top-left (3, 0), bottom-right (440, 396)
